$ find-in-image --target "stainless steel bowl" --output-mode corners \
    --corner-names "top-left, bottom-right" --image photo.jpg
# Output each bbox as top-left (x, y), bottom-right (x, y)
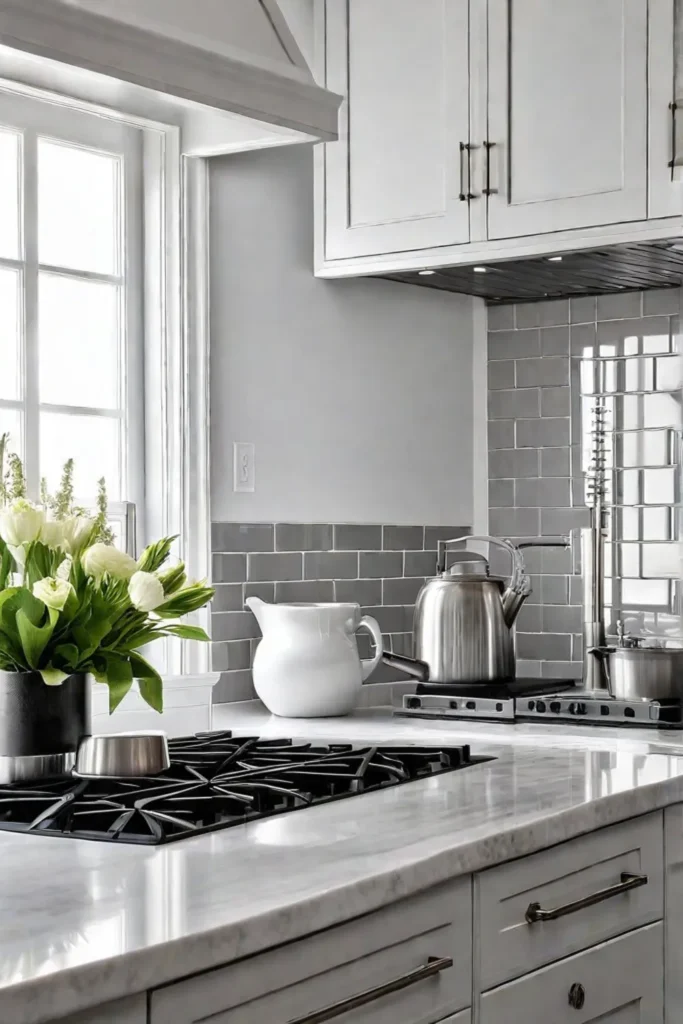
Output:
top-left (74, 731), bottom-right (170, 778)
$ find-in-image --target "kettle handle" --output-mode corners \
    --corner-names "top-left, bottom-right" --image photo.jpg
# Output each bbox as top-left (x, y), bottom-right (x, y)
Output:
top-left (357, 615), bottom-right (384, 681)
top-left (437, 534), bottom-right (526, 590)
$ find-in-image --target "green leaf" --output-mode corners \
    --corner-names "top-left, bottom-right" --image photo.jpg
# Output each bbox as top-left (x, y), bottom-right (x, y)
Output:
top-left (24, 541), bottom-right (59, 589)
top-left (130, 652), bottom-right (163, 712)
top-left (103, 654), bottom-right (134, 713)
top-left (54, 643), bottom-right (80, 668)
top-left (0, 537), bottom-right (13, 590)
top-left (39, 667), bottom-right (69, 686)
top-left (16, 607), bottom-right (56, 669)
top-left (157, 563), bottom-right (186, 595)
top-left (163, 624), bottom-right (210, 642)
top-left (155, 585), bottom-right (215, 619)
top-left (137, 536), bottom-right (178, 573)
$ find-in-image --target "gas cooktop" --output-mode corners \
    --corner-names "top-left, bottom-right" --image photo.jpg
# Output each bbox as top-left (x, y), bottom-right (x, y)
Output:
top-left (396, 681), bottom-right (683, 728)
top-left (0, 732), bottom-right (491, 846)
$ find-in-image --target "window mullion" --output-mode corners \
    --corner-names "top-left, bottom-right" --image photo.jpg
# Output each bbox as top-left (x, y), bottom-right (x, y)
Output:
top-left (22, 128), bottom-right (39, 499)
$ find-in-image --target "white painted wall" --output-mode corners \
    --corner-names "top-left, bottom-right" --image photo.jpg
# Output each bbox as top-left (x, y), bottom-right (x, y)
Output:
top-left (209, 144), bottom-right (475, 525)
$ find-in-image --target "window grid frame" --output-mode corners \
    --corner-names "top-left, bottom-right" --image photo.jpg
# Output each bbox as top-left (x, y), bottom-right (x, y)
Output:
top-left (0, 91), bottom-right (143, 509)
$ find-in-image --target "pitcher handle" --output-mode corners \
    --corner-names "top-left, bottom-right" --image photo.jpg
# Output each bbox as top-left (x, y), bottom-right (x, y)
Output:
top-left (357, 615), bottom-right (383, 681)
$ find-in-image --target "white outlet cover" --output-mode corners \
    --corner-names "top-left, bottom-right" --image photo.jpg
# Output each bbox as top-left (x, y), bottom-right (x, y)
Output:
top-left (233, 442), bottom-right (255, 492)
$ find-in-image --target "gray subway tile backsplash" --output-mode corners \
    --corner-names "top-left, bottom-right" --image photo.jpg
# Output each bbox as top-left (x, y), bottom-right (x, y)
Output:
top-left (569, 295), bottom-right (597, 324)
top-left (489, 447), bottom-right (539, 479)
top-left (515, 357), bottom-right (569, 388)
top-left (359, 551), bottom-right (402, 579)
top-left (541, 326), bottom-right (570, 356)
top-left (516, 417), bottom-right (570, 448)
top-left (275, 523), bottom-right (333, 552)
top-left (487, 360), bottom-right (515, 390)
top-left (212, 522), bottom-right (274, 553)
top-left (404, 550), bottom-right (438, 577)
top-left (248, 552), bottom-right (302, 582)
top-left (211, 522), bottom-right (467, 701)
top-left (540, 386), bottom-right (571, 418)
top-left (597, 290), bottom-right (642, 321)
top-left (487, 288), bottom-right (681, 671)
top-left (334, 578), bottom-right (382, 605)
top-left (488, 419), bottom-right (516, 449)
top-left (489, 387), bottom-right (540, 420)
top-left (334, 523), bottom-right (382, 550)
top-left (382, 576), bottom-right (424, 605)
top-left (305, 551), bottom-right (359, 580)
top-left (275, 580), bottom-right (335, 603)
top-left (383, 525), bottom-right (424, 550)
top-left (212, 553), bottom-right (247, 583)
top-left (488, 328), bottom-right (541, 360)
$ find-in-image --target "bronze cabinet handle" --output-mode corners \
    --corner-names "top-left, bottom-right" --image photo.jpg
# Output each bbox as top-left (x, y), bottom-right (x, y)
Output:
top-left (483, 140), bottom-right (498, 195)
top-left (286, 956), bottom-right (453, 1024)
top-left (669, 101), bottom-right (678, 171)
top-left (525, 872), bottom-right (648, 924)
top-left (459, 142), bottom-right (475, 201)
top-left (568, 983), bottom-right (586, 1010)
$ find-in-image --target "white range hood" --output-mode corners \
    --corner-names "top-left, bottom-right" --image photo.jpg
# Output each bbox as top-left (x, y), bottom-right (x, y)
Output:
top-left (0, 0), bottom-right (341, 141)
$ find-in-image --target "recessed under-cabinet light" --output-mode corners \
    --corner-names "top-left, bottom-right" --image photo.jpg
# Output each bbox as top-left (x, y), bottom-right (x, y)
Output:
top-left (473, 266), bottom-right (487, 273)
top-left (548, 256), bottom-right (563, 262)
top-left (418, 270), bottom-right (436, 276)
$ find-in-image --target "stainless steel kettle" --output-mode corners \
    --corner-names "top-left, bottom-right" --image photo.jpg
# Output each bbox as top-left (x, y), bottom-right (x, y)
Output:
top-left (383, 534), bottom-right (531, 684)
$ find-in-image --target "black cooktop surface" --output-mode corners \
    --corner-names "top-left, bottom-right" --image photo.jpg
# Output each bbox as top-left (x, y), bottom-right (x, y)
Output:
top-left (0, 732), bottom-right (491, 846)
top-left (415, 679), bottom-right (577, 700)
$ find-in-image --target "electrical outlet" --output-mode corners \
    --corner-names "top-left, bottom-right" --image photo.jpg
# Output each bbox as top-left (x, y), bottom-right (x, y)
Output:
top-left (233, 442), bottom-right (255, 493)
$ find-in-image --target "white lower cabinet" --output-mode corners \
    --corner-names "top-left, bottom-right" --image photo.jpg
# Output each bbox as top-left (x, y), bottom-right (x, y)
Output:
top-left (150, 876), bottom-right (472, 1024)
top-left (55, 996), bottom-right (147, 1024)
top-left (480, 922), bottom-right (663, 1024)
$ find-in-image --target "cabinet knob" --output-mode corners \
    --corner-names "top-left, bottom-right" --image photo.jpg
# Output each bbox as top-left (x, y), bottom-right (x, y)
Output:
top-left (568, 982), bottom-right (586, 1010)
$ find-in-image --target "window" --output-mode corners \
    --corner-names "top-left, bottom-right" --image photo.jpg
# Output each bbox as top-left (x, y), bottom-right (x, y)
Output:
top-left (0, 90), bottom-right (144, 549)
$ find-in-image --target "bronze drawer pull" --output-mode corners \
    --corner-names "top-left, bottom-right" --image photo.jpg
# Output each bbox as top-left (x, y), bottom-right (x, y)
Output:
top-left (286, 955), bottom-right (453, 1024)
top-left (525, 872), bottom-right (648, 924)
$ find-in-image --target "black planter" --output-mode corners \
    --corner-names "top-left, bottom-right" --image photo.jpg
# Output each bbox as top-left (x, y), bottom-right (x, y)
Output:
top-left (0, 672), bottom-right (91, 781)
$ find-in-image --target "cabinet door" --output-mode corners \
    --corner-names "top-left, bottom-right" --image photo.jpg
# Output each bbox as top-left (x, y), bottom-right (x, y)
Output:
top-left (649, 0), bottom-right (680, 218)
top-left (486, 0), bottom-right (648, 239)
top-left (480, 922), bottom-right (663, 1024)
top-left (322, 0), bottom-right (471, 261)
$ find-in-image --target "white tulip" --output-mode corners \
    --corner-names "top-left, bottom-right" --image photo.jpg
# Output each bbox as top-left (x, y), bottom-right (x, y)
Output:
top-left (0, 499), bottom-right (45, 547)
top-left (82, 543), bottom-right (137, 581)
top-left (40, 519), bottom-right (64, 550)
top-left (33, 576), bottom-right (73, 611)
top-left (128, 570), bottom-right (165, 612)
top-left (56, 556), bottom-right (72, 581)
top-left (61, 515), bottom-right (95, 556)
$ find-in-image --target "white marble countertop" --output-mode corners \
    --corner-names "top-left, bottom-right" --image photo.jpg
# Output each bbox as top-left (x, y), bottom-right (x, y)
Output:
top-left (5, 701), bottom-right (683, 1024)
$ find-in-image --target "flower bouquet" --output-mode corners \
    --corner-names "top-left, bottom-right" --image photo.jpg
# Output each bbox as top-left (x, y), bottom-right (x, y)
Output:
top-left (0, 438), bottom-right (214, 714)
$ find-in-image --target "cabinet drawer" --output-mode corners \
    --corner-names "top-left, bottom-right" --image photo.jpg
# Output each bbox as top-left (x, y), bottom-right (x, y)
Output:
top-left (477, 812), bottom-right (663, 989)
top-left (151, 876), bottom-right (471, 1024)
top-left (480, 921), bottom-right (663, 1024)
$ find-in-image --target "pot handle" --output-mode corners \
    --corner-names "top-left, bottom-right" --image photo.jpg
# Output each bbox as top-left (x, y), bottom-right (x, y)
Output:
top-left (357, 615), bottom-right (383, 681)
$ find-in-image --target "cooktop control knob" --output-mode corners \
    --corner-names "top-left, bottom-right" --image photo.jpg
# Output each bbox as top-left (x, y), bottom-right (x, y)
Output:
top-left (568, 701), bottom-right (588, 716)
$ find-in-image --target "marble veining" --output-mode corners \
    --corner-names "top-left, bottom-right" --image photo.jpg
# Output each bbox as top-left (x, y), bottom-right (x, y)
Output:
top-left (3, 703), bottom-right (683, 1024)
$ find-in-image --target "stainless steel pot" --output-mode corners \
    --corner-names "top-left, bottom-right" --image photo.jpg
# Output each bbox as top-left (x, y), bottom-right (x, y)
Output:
top-left (590, 641), bottom-right (683, 701)
top-left (0, 671), bottom-right (90, 782)
top-left (75, 731), bottom-right (170, 778)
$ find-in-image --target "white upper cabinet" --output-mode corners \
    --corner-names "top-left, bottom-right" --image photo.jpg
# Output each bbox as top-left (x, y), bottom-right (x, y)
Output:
top-left (486, 0), bottom-right (648, 239)
top-left (322, 0), bottom-right (471, 260)
top-left (318, 0), bottom-right (678, 272)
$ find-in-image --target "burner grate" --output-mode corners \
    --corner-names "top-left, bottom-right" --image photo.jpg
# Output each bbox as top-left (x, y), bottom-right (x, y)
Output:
top-left (0, 734), bottom-right (489, 845)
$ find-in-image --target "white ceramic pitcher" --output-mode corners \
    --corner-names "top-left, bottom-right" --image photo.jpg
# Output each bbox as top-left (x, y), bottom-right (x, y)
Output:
top-left (245, 598), bottom-right (383, 717)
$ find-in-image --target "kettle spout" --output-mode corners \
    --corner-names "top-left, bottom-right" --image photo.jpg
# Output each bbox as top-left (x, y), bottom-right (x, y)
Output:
top-left (501, 577), bottom-right (531, 629)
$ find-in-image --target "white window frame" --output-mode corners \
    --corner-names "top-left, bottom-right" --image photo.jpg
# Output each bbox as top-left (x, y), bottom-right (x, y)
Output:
top-left (0, 76), bottom-right (211, 677)
top-left (0, 89), bottom-right (145, 530)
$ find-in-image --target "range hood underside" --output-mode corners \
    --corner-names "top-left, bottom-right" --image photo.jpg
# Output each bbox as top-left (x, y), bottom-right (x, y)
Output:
top-left (381, 239), bottom-right (683, 305)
